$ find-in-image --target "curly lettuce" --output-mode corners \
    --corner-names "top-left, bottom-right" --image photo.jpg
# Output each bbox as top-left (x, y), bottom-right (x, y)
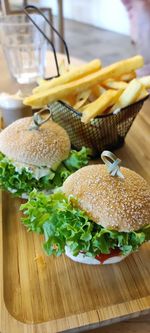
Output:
top-left (21, 190), bottom-right (150, 257)
top-left (0, 147), bottom-right (91, 196)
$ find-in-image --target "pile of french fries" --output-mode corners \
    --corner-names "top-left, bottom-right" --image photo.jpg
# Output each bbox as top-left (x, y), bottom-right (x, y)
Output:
top-left (24, 55), bottom-right (150, 124)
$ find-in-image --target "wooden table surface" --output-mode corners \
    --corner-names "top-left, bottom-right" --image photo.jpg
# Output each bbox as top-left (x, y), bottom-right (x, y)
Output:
top-left (0, 48), bottom-right (150, 333)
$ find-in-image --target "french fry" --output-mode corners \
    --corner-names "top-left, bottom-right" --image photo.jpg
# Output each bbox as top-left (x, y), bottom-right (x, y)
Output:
top-left (62, 95), bottom-right (76, 106)
top-left (81, 89), bottom-right (123, 124)
top-left (110, 79), bottom-right (143, 112)
top-left (88, 86), bottom-right (106, 102)
top-left (136, 86), bottom-right (149, 102)
top-left (98, 86), bottom-right (107, 94)
top-left (90, 85), bottom-right (103, 99)
top-left (73, 99), bottom-right (88, 110)
top-left (36, 60), bottom-right (70, 87)
top-left (79, 103), bottom-right (91, 113)
top-left (119, 71), bottom-right (136, 82)
top-left (24, 56), bottom-right (144, 108)
top-left (139, 76), bottom-right (150, 89)
top-left (102, 79), bottom-right (128, 90)
top-left (73, 90), bottom-right (91, 110)
top-left (33, 59), bottom-right (102, 94)
top-left (76, 90), bottom-right (91, 102)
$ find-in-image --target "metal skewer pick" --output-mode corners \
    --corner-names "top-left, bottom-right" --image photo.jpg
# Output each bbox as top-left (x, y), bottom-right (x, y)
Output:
top-left (29, 107), bottom-right (51, 130)
top-left (101, 151), bottom-right (124, 179)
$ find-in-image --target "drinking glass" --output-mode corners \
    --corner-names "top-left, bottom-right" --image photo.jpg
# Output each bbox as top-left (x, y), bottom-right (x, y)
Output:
top-left (0, 14), bottom-right (47, 84)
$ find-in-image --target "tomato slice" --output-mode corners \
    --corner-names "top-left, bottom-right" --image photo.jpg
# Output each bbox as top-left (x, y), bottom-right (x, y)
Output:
top-left (95, 248), bottom-right (121, 263)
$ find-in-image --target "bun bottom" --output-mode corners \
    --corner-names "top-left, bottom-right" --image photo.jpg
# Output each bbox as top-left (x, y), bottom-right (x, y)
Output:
top-left (65, 246), bottom-right (129, 265)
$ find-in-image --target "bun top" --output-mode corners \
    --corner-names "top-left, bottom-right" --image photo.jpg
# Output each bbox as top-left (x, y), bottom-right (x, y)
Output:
top-left (63, 164), bottom-right (150, 231)
top-left (0, 117), bottom-right (71, 169)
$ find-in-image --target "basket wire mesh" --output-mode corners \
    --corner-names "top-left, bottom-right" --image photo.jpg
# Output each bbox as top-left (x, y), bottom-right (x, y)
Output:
top-left (49, 97), bottom-right (148, 156)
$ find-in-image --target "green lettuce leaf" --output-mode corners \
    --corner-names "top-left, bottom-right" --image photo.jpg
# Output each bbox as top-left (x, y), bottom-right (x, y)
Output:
top-left (64, 147), bottom-right (91, 171)
top-left (0, 147), bottom-right (90, 196)
top-left (21, 190), bottom-right (150, 257)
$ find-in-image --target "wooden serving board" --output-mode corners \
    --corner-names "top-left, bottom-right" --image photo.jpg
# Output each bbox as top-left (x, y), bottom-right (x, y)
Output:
top-left (0, 101), bottom-right (150, 333)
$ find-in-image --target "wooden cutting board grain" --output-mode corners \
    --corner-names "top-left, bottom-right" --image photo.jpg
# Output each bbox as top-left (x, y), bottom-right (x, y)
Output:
top-left (0, 99), bottom-right (150, 333)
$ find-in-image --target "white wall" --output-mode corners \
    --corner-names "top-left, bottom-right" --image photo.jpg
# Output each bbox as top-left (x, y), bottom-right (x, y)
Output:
top-left (39, 0), bottom-right (130, 35)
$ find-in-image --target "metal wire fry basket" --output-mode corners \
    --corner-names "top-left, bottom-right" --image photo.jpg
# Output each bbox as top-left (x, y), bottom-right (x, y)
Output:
top-left (50, 96), bottom-right (148, 156)
top-left (24, 6), bottom-right (149, 157)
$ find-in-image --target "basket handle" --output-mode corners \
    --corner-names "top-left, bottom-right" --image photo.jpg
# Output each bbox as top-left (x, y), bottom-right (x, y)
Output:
top-left (24, 5), bottom-right (70, 79)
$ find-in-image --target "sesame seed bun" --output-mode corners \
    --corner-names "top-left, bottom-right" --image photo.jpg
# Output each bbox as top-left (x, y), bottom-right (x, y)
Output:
top-left (0, 117), bottom-right (71, 169)
top-left (63, 165), bottom-right (150, 231)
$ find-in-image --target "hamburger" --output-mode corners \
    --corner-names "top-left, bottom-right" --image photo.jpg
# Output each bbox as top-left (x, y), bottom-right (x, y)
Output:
top-left (21, 152), bottom-right (150, 264)
top-left (0, 114), bottom-right (90, 197)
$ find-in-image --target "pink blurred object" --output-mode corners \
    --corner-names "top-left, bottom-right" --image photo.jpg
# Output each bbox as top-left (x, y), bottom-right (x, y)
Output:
top-left (122, 0), bottom-right (150, 75)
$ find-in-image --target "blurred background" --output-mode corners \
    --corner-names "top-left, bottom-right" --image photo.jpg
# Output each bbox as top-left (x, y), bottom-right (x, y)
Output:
top-left (1, 0), bottom-right (150, 91)
top-left (0, 0), bottom-right (135, 65)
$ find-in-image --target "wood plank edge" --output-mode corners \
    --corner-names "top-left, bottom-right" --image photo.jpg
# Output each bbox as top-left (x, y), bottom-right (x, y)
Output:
top-left (1, 294), bottom-right (150, 333)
